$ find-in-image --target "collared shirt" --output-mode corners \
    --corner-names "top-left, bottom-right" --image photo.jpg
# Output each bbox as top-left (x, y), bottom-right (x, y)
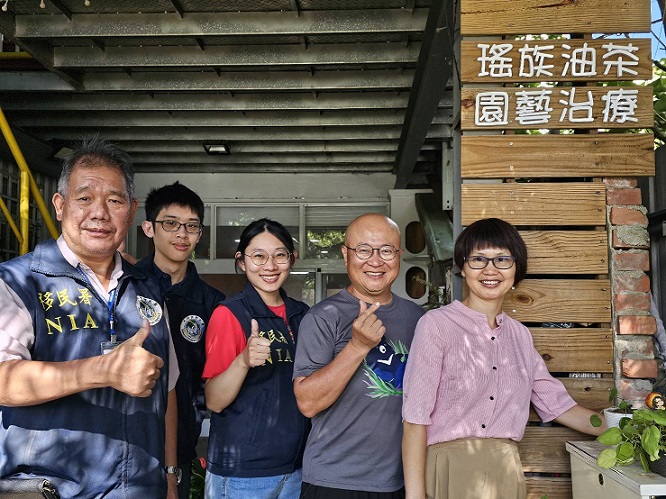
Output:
top-left (402, 300), bottom-right (576, 445)
top-left (0, 236), bottom-right (179, 389)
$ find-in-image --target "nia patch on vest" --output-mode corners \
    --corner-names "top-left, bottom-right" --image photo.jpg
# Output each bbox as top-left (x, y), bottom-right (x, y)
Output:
top-left (180, 315), bottom-right (205, 343)
top-left (136, 296), bottom-right (163, 325)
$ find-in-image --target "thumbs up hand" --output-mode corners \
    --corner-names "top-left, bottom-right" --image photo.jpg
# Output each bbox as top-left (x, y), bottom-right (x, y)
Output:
top-left (105, 319), bottom-right (165, 397)
top-left (241, 319), bottom-right (271, 368)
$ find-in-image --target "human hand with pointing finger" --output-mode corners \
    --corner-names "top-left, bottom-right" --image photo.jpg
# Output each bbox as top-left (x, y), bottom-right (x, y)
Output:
top-left (349, 300), bottom-right (386, 353)
top-left (241, 319), bottom-right (271, 368)
top-left (104, 319), bottom-right (164, 397)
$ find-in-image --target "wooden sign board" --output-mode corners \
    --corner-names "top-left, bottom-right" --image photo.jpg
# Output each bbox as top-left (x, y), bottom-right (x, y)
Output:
top-left (461, 0), bottom-right (650, 36)
top-left (461, 183), bottom-right (606, 226)
top-left (461, 134), bottom-right (655, 178)
top-left (461, 86), bottom-right (653, 130)
top-left (461, 278), bottom-right (611, 322)
top-left (505, 279), bottom-right (612, 323)
top-left (520, 230), bottom-right (608, 275)
top-left (530, 327), bottom-right (613, 372)
top-left (519, 426), bottom-right (594, 472)
top-left (461, 39), bottom-right (652, 83)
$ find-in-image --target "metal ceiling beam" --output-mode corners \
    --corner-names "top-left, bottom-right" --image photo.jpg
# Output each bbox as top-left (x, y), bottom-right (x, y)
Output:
top-left (76, 70), bottom-right (416, 92)
top-left (0, 92), bottom-right (439, 112)
top-left (34, 125), bottom-right (452, 142)
top-left (394, 0), bottom-right (455, 188)
top-left (0, 12), bottom-right (83, 89)
top-left (15, 9), bottom-right (428, 38)
top-left (0, 72), bottom-right (74, 91)
top-left (53, 43), bottom-right (421, 68)
top-left (7, 109), bottom-right (452, 127)
top-left (127, 152), bottom-right (434, 164)
top-left (131, 163), bottom-right (397, 173)
top-left (114, 140), bottom-right (439, 153)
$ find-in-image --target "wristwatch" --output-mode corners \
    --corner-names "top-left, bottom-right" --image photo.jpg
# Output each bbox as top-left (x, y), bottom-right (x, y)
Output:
top-left (165, 466), bottom-right (182, 485)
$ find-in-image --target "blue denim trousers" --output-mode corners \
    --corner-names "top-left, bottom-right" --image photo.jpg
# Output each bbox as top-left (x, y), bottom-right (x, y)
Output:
top-left (205, 468), bottom-right (302, 499)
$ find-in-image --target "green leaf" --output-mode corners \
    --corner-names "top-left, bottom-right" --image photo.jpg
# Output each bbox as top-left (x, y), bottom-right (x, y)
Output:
top-left (597, 448), bottom-right (618, 468)
top-left (590, 414), bottom-right (602, 427)
top-left (616, 441), bottom-right (635, 463)
top-left (598, 427), bottom-right (623, 445)
top-left (642, 425), bottom-right (662, 461)
top-left (651, 410), bottom-right (666, 426)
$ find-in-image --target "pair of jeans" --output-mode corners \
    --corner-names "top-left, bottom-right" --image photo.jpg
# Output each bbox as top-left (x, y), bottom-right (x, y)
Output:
top-left (205, 469), bottom-right (302, 499)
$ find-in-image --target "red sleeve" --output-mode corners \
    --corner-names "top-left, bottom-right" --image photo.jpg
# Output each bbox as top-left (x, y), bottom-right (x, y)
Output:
top-left (202, 305), bottom-right (247, 379)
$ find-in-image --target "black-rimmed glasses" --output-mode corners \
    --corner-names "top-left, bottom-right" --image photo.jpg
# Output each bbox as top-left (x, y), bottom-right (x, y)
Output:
top-left (244, 249), bottom-right (292, 266)
top-left (154, 219), bottom-right (202, 234)
top-left (465, 255), bottom-right (516, 270)
top-left (344, 244), bottom-right (401, 261)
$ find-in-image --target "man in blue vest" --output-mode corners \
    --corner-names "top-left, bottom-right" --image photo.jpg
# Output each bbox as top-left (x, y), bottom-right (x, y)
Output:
top-left (136, 182), bottom-right (224, 498)
top-left (0, 136), bottom-right (179, 498)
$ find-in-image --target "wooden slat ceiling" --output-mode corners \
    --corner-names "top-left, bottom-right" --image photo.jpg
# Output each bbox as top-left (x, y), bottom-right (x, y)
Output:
top-left (0, 0), bottom-right (455, 187)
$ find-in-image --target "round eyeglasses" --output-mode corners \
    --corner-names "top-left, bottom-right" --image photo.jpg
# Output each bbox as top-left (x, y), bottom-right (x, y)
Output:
top-left (344, 244), bottom-right (401, 261)
top-left (465, 255), bottom-right (516, 270)
top-left (154, 219), bottom-right (202, 234)
top-left (244, 249), bottom-right (292, 266)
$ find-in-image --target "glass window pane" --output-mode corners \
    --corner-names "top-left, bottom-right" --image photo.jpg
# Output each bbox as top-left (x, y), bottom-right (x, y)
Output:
top-left (325, 273), bottom-right (349, 299)
top-left (215, 206), bottom-right (300, 259)
top-left (304, 205), bottom-right (387, 259)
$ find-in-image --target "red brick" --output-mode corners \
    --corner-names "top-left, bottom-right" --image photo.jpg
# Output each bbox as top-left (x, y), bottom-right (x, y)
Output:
top-left (613, 273), bottom-right (651, 293)
top-left (613, 292), bottom-right (651, 312)
top-left (622, 358), bottom-right (658, 378)
top-left (604, 178), bottom-right (638, 188)
top-left (612, 229), bottom-right (650, 249)
top-left (618, 315), bottom-right (658, 335)
top-left (610, 207), bottom-right (648, 226)
top-left (612, 251), bottom-right (650, 271)
top-left (618, 379), bottom-right (652, 407)
top-left (607, 188), bottom-right (642, 206)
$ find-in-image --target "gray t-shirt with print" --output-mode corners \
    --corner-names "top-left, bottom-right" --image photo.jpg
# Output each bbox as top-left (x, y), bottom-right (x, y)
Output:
top-left (293, 288), bottom-right (425, 493)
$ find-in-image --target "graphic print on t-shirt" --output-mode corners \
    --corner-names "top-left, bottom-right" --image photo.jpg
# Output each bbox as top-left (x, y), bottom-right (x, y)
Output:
top-left (362, 337), bottom-right (409, 398)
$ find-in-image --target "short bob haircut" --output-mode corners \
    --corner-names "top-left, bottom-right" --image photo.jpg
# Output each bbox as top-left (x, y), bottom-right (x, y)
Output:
top-left (454, 218), bottom-right (528, 286)
top-left (234, 218), bottom-right (297, 273)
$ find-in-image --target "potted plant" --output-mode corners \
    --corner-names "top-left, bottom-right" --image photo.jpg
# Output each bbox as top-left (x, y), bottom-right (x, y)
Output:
top-left (594, 407), bottom-right (666, 474)
top-left (590, 387), bottom-right (633, 429)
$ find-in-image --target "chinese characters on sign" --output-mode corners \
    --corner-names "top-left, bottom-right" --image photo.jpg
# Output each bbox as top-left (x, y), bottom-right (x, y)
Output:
top-left (474, 87), bottom-right (639, 127)
top-left (459, 39), bottom-right (652, 130)
top-left (476, 41), bottom-right (642, 79)
top-left (461, 39), bottom-right (651, 83)
top-left (462, 86), bottom-right (651, 129)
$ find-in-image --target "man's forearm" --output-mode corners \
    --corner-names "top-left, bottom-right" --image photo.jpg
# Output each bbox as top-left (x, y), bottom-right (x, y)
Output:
top-left (0, 357), bottom-right (110, 406)
top-left (293, 340), bottom-right (369, 418)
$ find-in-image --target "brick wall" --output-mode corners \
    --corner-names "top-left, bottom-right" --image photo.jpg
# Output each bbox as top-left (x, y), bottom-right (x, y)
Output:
top-left (606, 177), bottom-right (658, 404)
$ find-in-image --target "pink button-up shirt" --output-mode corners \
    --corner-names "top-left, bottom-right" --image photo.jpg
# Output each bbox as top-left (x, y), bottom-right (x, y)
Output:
top-left (402, 300), bottom-right (575, 445)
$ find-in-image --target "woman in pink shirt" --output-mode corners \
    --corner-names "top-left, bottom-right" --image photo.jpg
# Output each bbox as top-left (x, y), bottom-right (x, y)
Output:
top-left (401, 218), bottom-right (605, 499)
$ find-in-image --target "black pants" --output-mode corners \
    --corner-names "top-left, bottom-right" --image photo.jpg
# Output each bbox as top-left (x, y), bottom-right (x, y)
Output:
top-left (300, 482), bottom-right (405, 499)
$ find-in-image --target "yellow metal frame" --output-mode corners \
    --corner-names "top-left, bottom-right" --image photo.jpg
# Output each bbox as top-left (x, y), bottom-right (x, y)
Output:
top-left (0, 105), bottom-right (59, 254)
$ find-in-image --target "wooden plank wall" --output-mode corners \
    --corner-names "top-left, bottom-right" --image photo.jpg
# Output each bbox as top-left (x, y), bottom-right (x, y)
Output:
top-left (458, 1), bottom-right (653, 497)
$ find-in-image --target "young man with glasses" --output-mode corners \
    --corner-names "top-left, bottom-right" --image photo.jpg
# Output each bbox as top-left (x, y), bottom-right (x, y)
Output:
top-left (137, 182), bottom-right (225, 498)
top-left (293, 213), bottom-right (425, 499)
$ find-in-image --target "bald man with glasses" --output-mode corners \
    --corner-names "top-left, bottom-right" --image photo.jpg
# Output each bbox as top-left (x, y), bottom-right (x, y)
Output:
top-left (293, 213), bottom-right (425, 499)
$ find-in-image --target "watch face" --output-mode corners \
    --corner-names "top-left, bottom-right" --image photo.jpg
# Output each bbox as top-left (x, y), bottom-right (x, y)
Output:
top-left (166, 467), bottom-right (182, 485)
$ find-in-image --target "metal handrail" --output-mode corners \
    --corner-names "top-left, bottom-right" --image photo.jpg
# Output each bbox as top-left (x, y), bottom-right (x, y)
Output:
top-left (0, 105), bottom-right (59, 254)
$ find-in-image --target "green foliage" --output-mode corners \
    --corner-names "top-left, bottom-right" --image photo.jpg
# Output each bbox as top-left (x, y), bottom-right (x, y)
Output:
top-left (590, 387), bottom-right (633, 428)
top-left (412, 276), bottom-right (449, 310)
top-left (595, 408), bottom-right (666, 472)
top-left (362, 362), bottom-right (403, 398)
top-left (190, 457), bottom-right (206, 499)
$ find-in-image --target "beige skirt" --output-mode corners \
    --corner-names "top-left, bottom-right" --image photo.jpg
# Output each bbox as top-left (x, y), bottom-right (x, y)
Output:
top-left (425, 438), bottom-right (526, 499)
